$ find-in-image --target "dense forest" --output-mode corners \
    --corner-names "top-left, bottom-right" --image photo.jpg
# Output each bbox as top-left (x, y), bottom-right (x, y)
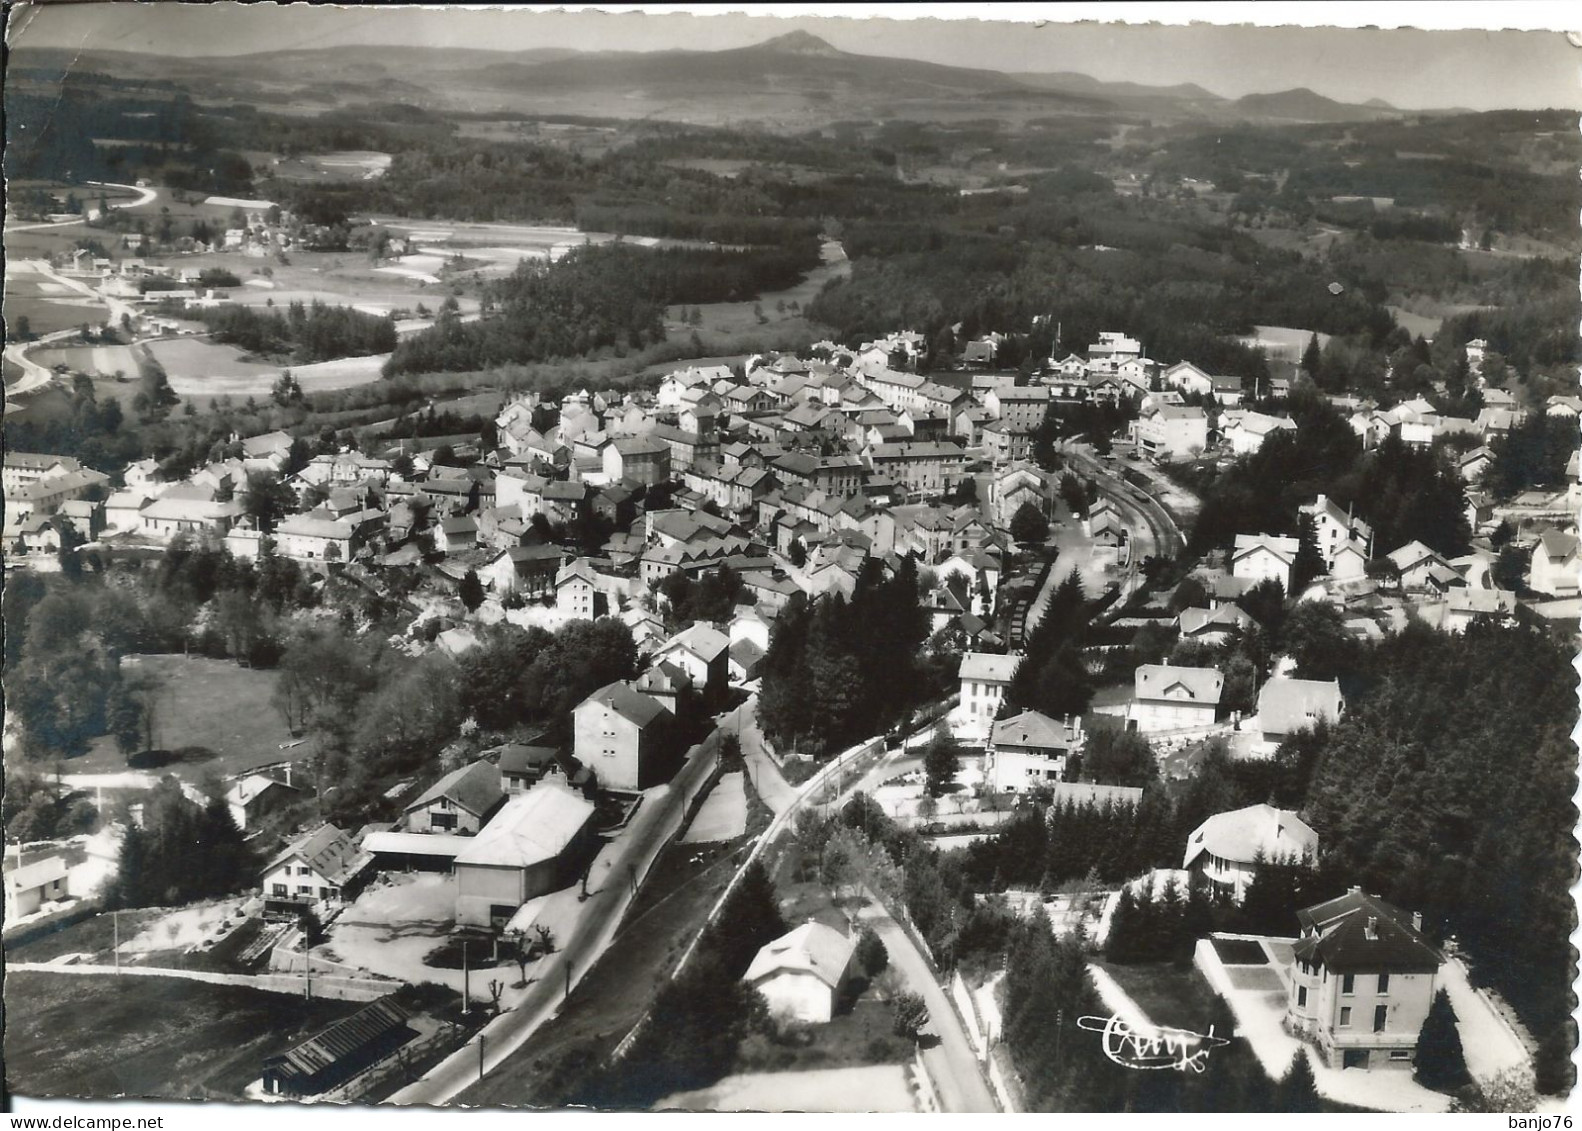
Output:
top-left (1184, 396), bottom-right (1471, 559)
top-left (384, 240), bottom-right (815, 376)
top-left (179, 300), bottom-right (398, 364)
top-left (755, 557), bottom-right (936, 755)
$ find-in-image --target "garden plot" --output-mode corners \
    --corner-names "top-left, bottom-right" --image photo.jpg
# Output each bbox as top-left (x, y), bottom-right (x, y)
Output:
top-left (681, 772), bottom-right (747, 843)
top-left (118, 899), bottom-right (250, 957)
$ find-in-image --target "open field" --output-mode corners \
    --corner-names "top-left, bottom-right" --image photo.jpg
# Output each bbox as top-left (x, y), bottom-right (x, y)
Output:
top-left (260, 150), bottom-right (392, 182)
top-left (3, 970), bottom-right (365, 1101)
top-left (30, 342), bottom-right (139, 377)
top-left (664, 238), bottom-right (847, 343)
top-left (142, 335), bottom-right (388, 396)
top-left (4, 261), bottom-right (110, 336)
top-left (72, 654), bottom-right (293, 781)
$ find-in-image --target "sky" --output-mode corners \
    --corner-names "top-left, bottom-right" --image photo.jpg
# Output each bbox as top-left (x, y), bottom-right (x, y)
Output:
top-left (9, 2), bottom-right (1582, 111)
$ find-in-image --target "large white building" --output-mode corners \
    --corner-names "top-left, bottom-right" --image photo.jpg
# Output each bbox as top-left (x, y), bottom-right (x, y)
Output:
top-left (1183, 802), bottom-right (1318, 902)
top-left (956, 652), bottom-right (1021, 742)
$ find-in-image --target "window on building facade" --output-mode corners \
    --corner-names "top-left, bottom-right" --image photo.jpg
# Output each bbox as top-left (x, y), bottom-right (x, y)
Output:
top-left (1373, 1004), bottom-right (1388, 1032)
top-left (1339, 1006), bottom-right (1351, 1027)
top-left (1377, 972), bottom-right (1390, 994)
top-left (1342, 973), bottom-right (1355, 995)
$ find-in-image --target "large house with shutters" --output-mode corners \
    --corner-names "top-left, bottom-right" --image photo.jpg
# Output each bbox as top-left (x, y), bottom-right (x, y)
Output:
top-left (260, 824), bottom-right (373, 921)
top-left (1129, 664), bottom-right (1223, 733)
top-left (1285, 888), bottom-right (1443, 1072)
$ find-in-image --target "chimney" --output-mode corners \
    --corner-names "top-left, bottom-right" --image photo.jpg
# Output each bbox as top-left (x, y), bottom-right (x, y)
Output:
top-left (1365, 916), bottom-right (1378, 940)
top-left (1412, 911), bottom-right (1422, 933)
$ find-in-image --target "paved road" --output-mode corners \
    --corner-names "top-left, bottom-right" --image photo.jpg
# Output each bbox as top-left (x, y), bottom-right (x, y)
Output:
top-left (859, 895), bottom-right (998, 1112)
top-left (723, 694), bottom-right (798, 815)
top-left (5, 181), bottom-right (159, 232)
top-left (387, 750), bottom-right (713, 1106)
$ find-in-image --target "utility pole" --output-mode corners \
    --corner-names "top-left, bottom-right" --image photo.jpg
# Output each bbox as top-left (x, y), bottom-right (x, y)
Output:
top-left (564, 958), bottom-right (572, 1000)
top-left (113, 909), bottom-right (120, 974)
top-left (461, 938), bottom-right (470, 1016)
top-left (478, 1034), bottom-right (485, 1082)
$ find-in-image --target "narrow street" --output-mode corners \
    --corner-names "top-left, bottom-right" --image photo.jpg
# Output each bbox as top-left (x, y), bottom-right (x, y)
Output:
top-left (859, 895), bottom-right (999, 1113)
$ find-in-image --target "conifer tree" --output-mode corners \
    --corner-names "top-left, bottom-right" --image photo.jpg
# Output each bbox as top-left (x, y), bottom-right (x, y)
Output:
top-left (1275, 1049), bottom-right (1323, 1112)
top-left (1415, 988), bottom-right (1472, 1092)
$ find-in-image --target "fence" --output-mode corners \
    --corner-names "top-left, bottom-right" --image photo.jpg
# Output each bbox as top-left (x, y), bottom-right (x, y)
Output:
top-left (5, 961), bottom-right (396, 1002)
top-left (912, 1045), bottom-right (941, 1113)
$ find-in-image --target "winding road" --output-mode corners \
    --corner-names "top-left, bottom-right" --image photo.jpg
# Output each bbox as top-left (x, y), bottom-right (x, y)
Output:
top-left (4, 181), bottom-right (159, 233)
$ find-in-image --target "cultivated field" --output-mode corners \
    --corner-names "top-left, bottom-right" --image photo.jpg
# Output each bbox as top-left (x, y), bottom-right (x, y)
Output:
top-left (3, 970), bottom-right (365, 1101)
top-left (4, 261), bottom-right (109, 336)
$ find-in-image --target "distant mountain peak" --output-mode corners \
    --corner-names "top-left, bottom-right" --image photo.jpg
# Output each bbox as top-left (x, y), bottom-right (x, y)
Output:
top-left (1363, 97), bottom-right (1398, 110)
top-left (755, 30), bottom-right (844, 57)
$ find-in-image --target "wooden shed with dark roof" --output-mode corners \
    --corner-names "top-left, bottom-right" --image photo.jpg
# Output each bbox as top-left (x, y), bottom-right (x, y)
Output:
top-left (261, 996), bottom-right (413, 1098)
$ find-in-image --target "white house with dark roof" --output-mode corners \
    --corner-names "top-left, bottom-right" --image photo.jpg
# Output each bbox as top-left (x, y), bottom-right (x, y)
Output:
top-left (744, 921), bottom-right (857, 1024)
top-left (224, 774), bottom-right (303, 831)
top-left (261, 824), bottom-right (373, 920)
top-left (1529, 530), bottom-right (1579, 597)
top-left (1130, 664), bottom-right (1223, 733)
top-left (956, 652), bottom-right (1022, 742)
top-left (1285, 888), bottom-right (1442, 1070)
top-left (985, 709), bottom-right (1083, 792)
top-left (1183, 802), bottom-right (1318, 902)
top-left (555, 558), bottom-right (600, 623)
top-left (573, 681), bottom-right (675, 792)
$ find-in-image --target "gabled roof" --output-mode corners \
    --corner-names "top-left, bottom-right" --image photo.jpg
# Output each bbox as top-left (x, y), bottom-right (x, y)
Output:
top-left (1232, 533), bottom-right (1299, 564)
top-left (577, 681), bottom-right (670, 729)
top-left (1135, 664), bottom-right (1223, 705)
top-left (453, 782), bottom-right (596, 870)
top-left (492, 743), bottom-right (559, 776)
top-left (1184, 803), bottom-right (1318, 869)
top-left (1385, 540), bottom-right (1447, 572)
top-left (636, 659), bottom-right (693, 696)
top-left (557, 558), bottom-right (599, 587)
top-left (658, 620), bottom-right (730, 664)
top-left (958, 651), bottom-right (1021, 683)
top-left (263, 824), bottom-right (369, 886)
top-left (1293, 889), bottom-right (1442, 974)
top-left (226, 774), bottom-right (300, 809)
top-left (403, 760), bottom-right (504, 818)
top-left (990, 709), bottom-right (1079, 752)
top-left (5, 855), bottom-right (68, 892)
top-left (1537, 530), bottom-right (1579, 562)
top-left (1257, 678), bottom-right (1344, 736)
top-left (1177, 604), bottom-right (1253, 637)
top-left (265, 997), bottom-right (409, 1082)
top-left (744, 921), bottom-right (856, 991)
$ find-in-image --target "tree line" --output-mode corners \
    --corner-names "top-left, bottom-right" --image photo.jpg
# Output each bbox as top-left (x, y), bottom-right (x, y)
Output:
top-left (756, 558), bottom-right (934, 757)
top-left (181, 300), bottom-right (398, 365)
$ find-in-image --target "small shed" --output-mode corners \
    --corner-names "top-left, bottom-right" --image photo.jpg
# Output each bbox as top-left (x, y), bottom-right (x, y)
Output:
top-left (261, 996), bottom-right (412, 1098)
